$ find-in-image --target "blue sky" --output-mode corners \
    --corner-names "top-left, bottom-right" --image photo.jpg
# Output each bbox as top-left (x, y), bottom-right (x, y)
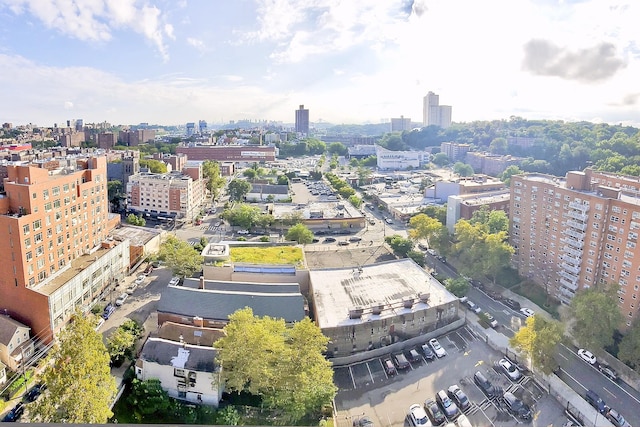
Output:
top-left (0, 0), bottom-right (639, 127)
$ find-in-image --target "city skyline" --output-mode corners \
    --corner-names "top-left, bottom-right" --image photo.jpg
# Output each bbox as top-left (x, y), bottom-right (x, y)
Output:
top-left (1, 0), bottom-right (639, 127)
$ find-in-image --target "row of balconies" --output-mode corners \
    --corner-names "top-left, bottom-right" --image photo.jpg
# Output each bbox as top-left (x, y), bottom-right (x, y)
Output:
top-left (560, 262), bottom-right (581, 275)
top-left (564, 228), bottom-right (586, 239)
top-left (567, 210), bottom-right (588, 222)
top-left (562, 236), bottom-right (585, 249)
top-left (566, 220), bottom-right (587, 231)
top-left (562, 245), bottom-right (583, 258)
top-left (569, 201), bottom-right (589, 212)
top-left (559, 269), bottom-right (579, 282)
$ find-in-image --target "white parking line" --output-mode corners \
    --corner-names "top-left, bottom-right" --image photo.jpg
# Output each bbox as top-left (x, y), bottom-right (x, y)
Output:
top-left (558, 353), bottom-right (568, 361)
top-left (446, 335), bottom-right (460, 351)
top-left (456, 331), bottom-right (469, 346)
top-left (348, 365), bottom-right (357, 389)
top-left (366, 362), bottom-right (375, 384)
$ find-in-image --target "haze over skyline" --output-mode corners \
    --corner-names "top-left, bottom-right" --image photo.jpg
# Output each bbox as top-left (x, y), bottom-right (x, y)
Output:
top-left (1, 0), bottom-right (639, 127)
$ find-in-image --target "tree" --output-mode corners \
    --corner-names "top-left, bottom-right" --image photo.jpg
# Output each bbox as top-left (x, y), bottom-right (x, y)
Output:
top-left (431, 152), bottom-right (450, 166)
top-left (277, 174), bottom-right (290, 185)
top-left (489, 137), bottom-right (508, 154)
top-left (128, 379), bottom-right (172, 420)
top-left (126, 213), bottom-right (146, 226)
top-left (407, 250), bottom-right (426, 267)
top-left (570, 287), bottom-right (622, 351)
top-left (285, 223), bottom-right (314, 244)
top-left (348, 195), bottom-right (362, 208)
top-left (202, 160), bottom-right (226, 200)
top-left (385, 234), bottom-right (414, 257)
top-left (444, 277), bottom-right (470, 298)
top-left (106, 326), bottom-right (137, 363)
top-left (618, 320), bottom-right (640, 371)
top-left (453, 162), bottom-right (474, 177)
top-left (243, 168), bottom-right (258, 180)
top-left (228, 179), bottom-right (252, 202)
top-left (500, 165), bottom-right (524, 186)
top-left (31, 311), bottom-right (117, 423)
top-left (417, 205), bottom-right (447, 224)
top-left (356, 166), bottom-right (372, 186)
top-left (139, 158), bottom-right (168, 174)
top-left (510, 315), bottom-right (564, 374)
top-left (408, 213), bottom-right (445, 247)
top-left (215, 308), bottom-right (336, 422)
top-left (222, 203), bottom-right (262, 230)
top-left (158, 235), bottom-right (204, 278)
top-left (328, 142), bottom-right (348, 156)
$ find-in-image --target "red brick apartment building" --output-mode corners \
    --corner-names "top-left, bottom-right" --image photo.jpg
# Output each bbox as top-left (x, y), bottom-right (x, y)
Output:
top-left (176, 145), bottom-right (276, 162)
top-left (511, 169), bottom-right (640, 327)
top-left (0, 156), bottom-right (128, 344)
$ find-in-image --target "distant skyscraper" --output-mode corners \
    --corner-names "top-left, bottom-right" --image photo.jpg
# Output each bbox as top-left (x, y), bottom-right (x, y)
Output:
top-left (423, 92), bottom-right (452, 128)
top-left (186, 122), bottom-right (195, 137)
top-left (295, 105), bottom-right (310, 134)
top-left (198, 120), bottom-right (207, 134)
top-left (75, 119), bottom-right (83, 131)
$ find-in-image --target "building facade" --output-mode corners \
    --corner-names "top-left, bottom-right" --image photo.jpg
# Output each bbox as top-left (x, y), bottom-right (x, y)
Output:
top-left (126, 170), bottom-right (206, 222)
top-left (390, 116), bottom-right (411, 132)
top-left (376, 145), bottom-right (426, 170)
top-left (0, 156), bottom-right (129, 342)
top-left (441, 142), bottom-right (471, 162)
top-left (175, 145), bottom-right (276, 163)
top-left (295, 104), bottom-right (310, 135)
top-left (511, 169), bottom-right (640, 326)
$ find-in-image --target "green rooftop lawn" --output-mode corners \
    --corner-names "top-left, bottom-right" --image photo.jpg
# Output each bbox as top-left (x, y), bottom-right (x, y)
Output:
top-left (230, 246), bottom-right (304, 266)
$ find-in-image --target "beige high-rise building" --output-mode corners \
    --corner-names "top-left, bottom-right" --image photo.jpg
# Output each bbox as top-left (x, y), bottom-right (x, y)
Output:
top-left (422, 91), bottom-right (452, 128)
top-left (510, 169), bottom-right (640, 327)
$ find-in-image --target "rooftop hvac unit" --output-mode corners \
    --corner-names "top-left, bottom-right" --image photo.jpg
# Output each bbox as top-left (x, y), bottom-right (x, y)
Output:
top-left (371, 304), bottom-right (384, 315)
top-left (418, 293), bottom-right (431, 303)
top-left (403, 298), bottom-right (414, 309)
top-left (348, 307), bottom-right (364, 319)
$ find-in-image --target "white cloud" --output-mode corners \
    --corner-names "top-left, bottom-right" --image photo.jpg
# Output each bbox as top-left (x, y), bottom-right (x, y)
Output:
top-left (1, 0), bottom-right (172, 59)
top-left (187, 37), bottom-right (206, 53)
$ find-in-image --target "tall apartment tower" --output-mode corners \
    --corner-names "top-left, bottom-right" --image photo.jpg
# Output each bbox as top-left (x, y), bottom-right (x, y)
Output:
top-left (391, 116), bottom-right (411, 132)
top-left (0, 156), bottom-right (128, 343)
top-left (198, 120), bottom-right (207, 134)
top-left (295, 104), bottom-right (310, 135)
top-left (511, 169), bottom-right (640, 328)
top-left (422, 92), bottom-right (452, 128)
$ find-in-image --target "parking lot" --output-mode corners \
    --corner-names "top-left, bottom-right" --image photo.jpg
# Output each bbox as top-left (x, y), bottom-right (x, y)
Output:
top-left (333, 326), bottom-right (569, 427)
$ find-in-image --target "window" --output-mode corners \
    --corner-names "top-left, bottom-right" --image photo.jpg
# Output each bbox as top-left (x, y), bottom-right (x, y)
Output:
top-left (43, 189), bottom-right (49, 199)
top-left (23, 224), bottom-right (30, 234)
top-left (24, 238), bottom-right (31, 248)
top-left (45, 202), bottom-right (52, 212)
top-left (26, 252), bottom-right (32, 262)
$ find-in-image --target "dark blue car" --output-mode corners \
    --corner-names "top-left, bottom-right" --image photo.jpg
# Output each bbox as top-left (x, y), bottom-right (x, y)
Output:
top-left (2, 402), bottom-right (24, 422)
top-left (102, 303), bottom-right (116, 320)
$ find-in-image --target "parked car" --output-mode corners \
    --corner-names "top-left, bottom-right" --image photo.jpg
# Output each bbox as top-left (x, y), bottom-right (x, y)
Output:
top-left (353, 416), bottom-right (374, 427)
top-left (447, 384), bottom-right (471, 412)
top-left (606, 409), bottom-right (631, 427)
top-left (503, 391), bottom-right (532, 420)
top-left (503, 298), bottom-right (521, 310)
top-left (349, 236), bottom-right (362, 242)
top-left (2, 402), bottom-right (24, 422)
top-left (338, 240), bottom-right (350, 246)
top-left (407, 349), bottom-right (422, 363)
top-left (599, 364), bottom-right (618, 381)
top-left (126, 282), bottom-right (138, 294)
top-left (383, 358), bottom-right (397, 376)
top-left (168, 277), bottom-right (180, 286)
top-left (498, 358), bottom-right (522, 381)
top-left (520, 307), bottom-right (535, 317)
top-left (115, 292), bottom-right (128, 306)
top-left (421, 344), bottom-right (436, 360)
top-left (429, 338), bottom-right (447, 358)
top-left (466, 300), bottom-right (481, 314)
top-left (368, 218), bottom-right (376, 225)
top-left (435, 389), bottom-right (459, 419)
top-left (102, 303), bottom-right (116, 320)
top-left (483, 313), bottom-right (498, 328)
top-left (474, 371), bottom-right (500, 398)
top-left (143, 264), bottom-right (153, 275)
top-left (424, 398), bottom-right (446, 426)
top-left (324, 237), bottom-right (337, 243)
top-left (25, 383), bottom-right (46, 402)
top-left (134, 275), bottom-right (146, 286)
top-left (585, 390), bottom-right (609, 414)
top-left (427, 248), bottom-right (437, 256)
top-left (578, 348), bottom-right (597, 365)
top-left (456, 414), bottom-right (473, 427)
top-left (237, 229), bottom-right (249, 234)
top-left (393, 353), bottom-right (411, 370)
top-left (408, 403), bottom-right (430, 426)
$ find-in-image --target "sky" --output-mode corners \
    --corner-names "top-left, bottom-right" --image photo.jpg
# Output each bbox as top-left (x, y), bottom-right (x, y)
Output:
top-left (1, 0), bottom-right (639, 128)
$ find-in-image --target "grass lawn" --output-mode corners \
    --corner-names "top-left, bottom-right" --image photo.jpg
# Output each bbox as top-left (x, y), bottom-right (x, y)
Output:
top-left (230, 246), bottom-right (304, 266)
top-left (512, 281), bottom-right (561, 319)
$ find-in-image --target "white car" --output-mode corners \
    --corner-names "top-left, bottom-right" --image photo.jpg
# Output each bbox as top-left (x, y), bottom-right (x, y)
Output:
top-left (237, 229), bottom-right (249, 235)
top-left (520, 308), bottom-right (535, 317)
top-left (135, 274), bottom-right (146, 285)
top-left (385, 218), bottom-right (393, 224)
top-left (498, 358), bottom-right (522, 381)
top-left (115, 293), bottom-right (128, 306)
top-left (466, 300), bottom-right (482, 314)
top-left (168, 277), bottom-right (180, 286)
top-left (429, 338), bottom-right (447, 358)
top-left (578, 349), bottom-right (597, 365)
top-left (408, 403), bottom-right (430, 426)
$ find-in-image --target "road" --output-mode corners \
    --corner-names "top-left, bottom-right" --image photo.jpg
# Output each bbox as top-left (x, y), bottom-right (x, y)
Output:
top-left (425, 251), bottom-right (640, 427)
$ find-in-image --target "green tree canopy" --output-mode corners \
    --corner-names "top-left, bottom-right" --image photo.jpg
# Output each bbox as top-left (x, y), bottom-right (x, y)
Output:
top-left (618, 320), bottom-right (640, 371)
top-left (453, 162), bottom-right (474, 177)
top-left (489, 137), bottom-right (508, 154)
top-left (408, 213), bottom-right (445, 247)
top-left (126, 213), bottom-right (146, 226)
top-left (222, 203), bottom-right (263, 230)
top-left (215, 308), bottom-right (336, 423)
top-left (202, 160), bottom-right (226, 200)
top-left (327, 142), bottom-right (348, 156)
top-left (127, 379), bottom-right (172, 419)
top-left (570, 287), bottom-right (622, 351)
top-left (139, 158), bottom-right (168, 174)
top-left (285, 223), bottom-right (314, 244)
top-left (417, 205), bottom-right (447, 224)
top-left (510, 315), bottom-right (564, 374)
top-left (431, 152), bottom-right (450, 166)
top-left (444, 277), bottom-right (470, 297)
top-left (385, 234), bottom-right (414, 257)
top-left (228, 179), bottom-right (252, 202)
top-left (500, 165), bottom-right (524, 186)
top-left (158, 235), bottom-right (204, 278)
top-left (31, 311), bottom-right (117, 423)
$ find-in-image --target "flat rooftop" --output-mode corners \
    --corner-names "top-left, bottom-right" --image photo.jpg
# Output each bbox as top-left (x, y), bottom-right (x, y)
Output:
top-left (310, 258), bottom-right (456, 329)
top-left (110, 224), bottom-right (161, 247)
top-left (272, 201), bottom-right (363, 221)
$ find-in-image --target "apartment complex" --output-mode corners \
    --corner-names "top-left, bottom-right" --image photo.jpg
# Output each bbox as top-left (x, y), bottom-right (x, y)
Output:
top-left (126, 169), bottom-right (207, 222)
top-left (390, 116), bottom-right (412, 132)
top-left (423, 92), bottom-right (452, 128)
top-left (0, 156), bottom-right (129, 343)
top-left (295, 104), bottom-right (310, 135)
top-left (440, 142), bottom-right (471, 162)
top-left (511, 169), bottom-right (640, 326)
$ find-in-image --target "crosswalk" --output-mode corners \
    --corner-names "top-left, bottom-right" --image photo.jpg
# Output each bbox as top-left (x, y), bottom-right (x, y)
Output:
top-left (201, 226), bottom-right (219, 231)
